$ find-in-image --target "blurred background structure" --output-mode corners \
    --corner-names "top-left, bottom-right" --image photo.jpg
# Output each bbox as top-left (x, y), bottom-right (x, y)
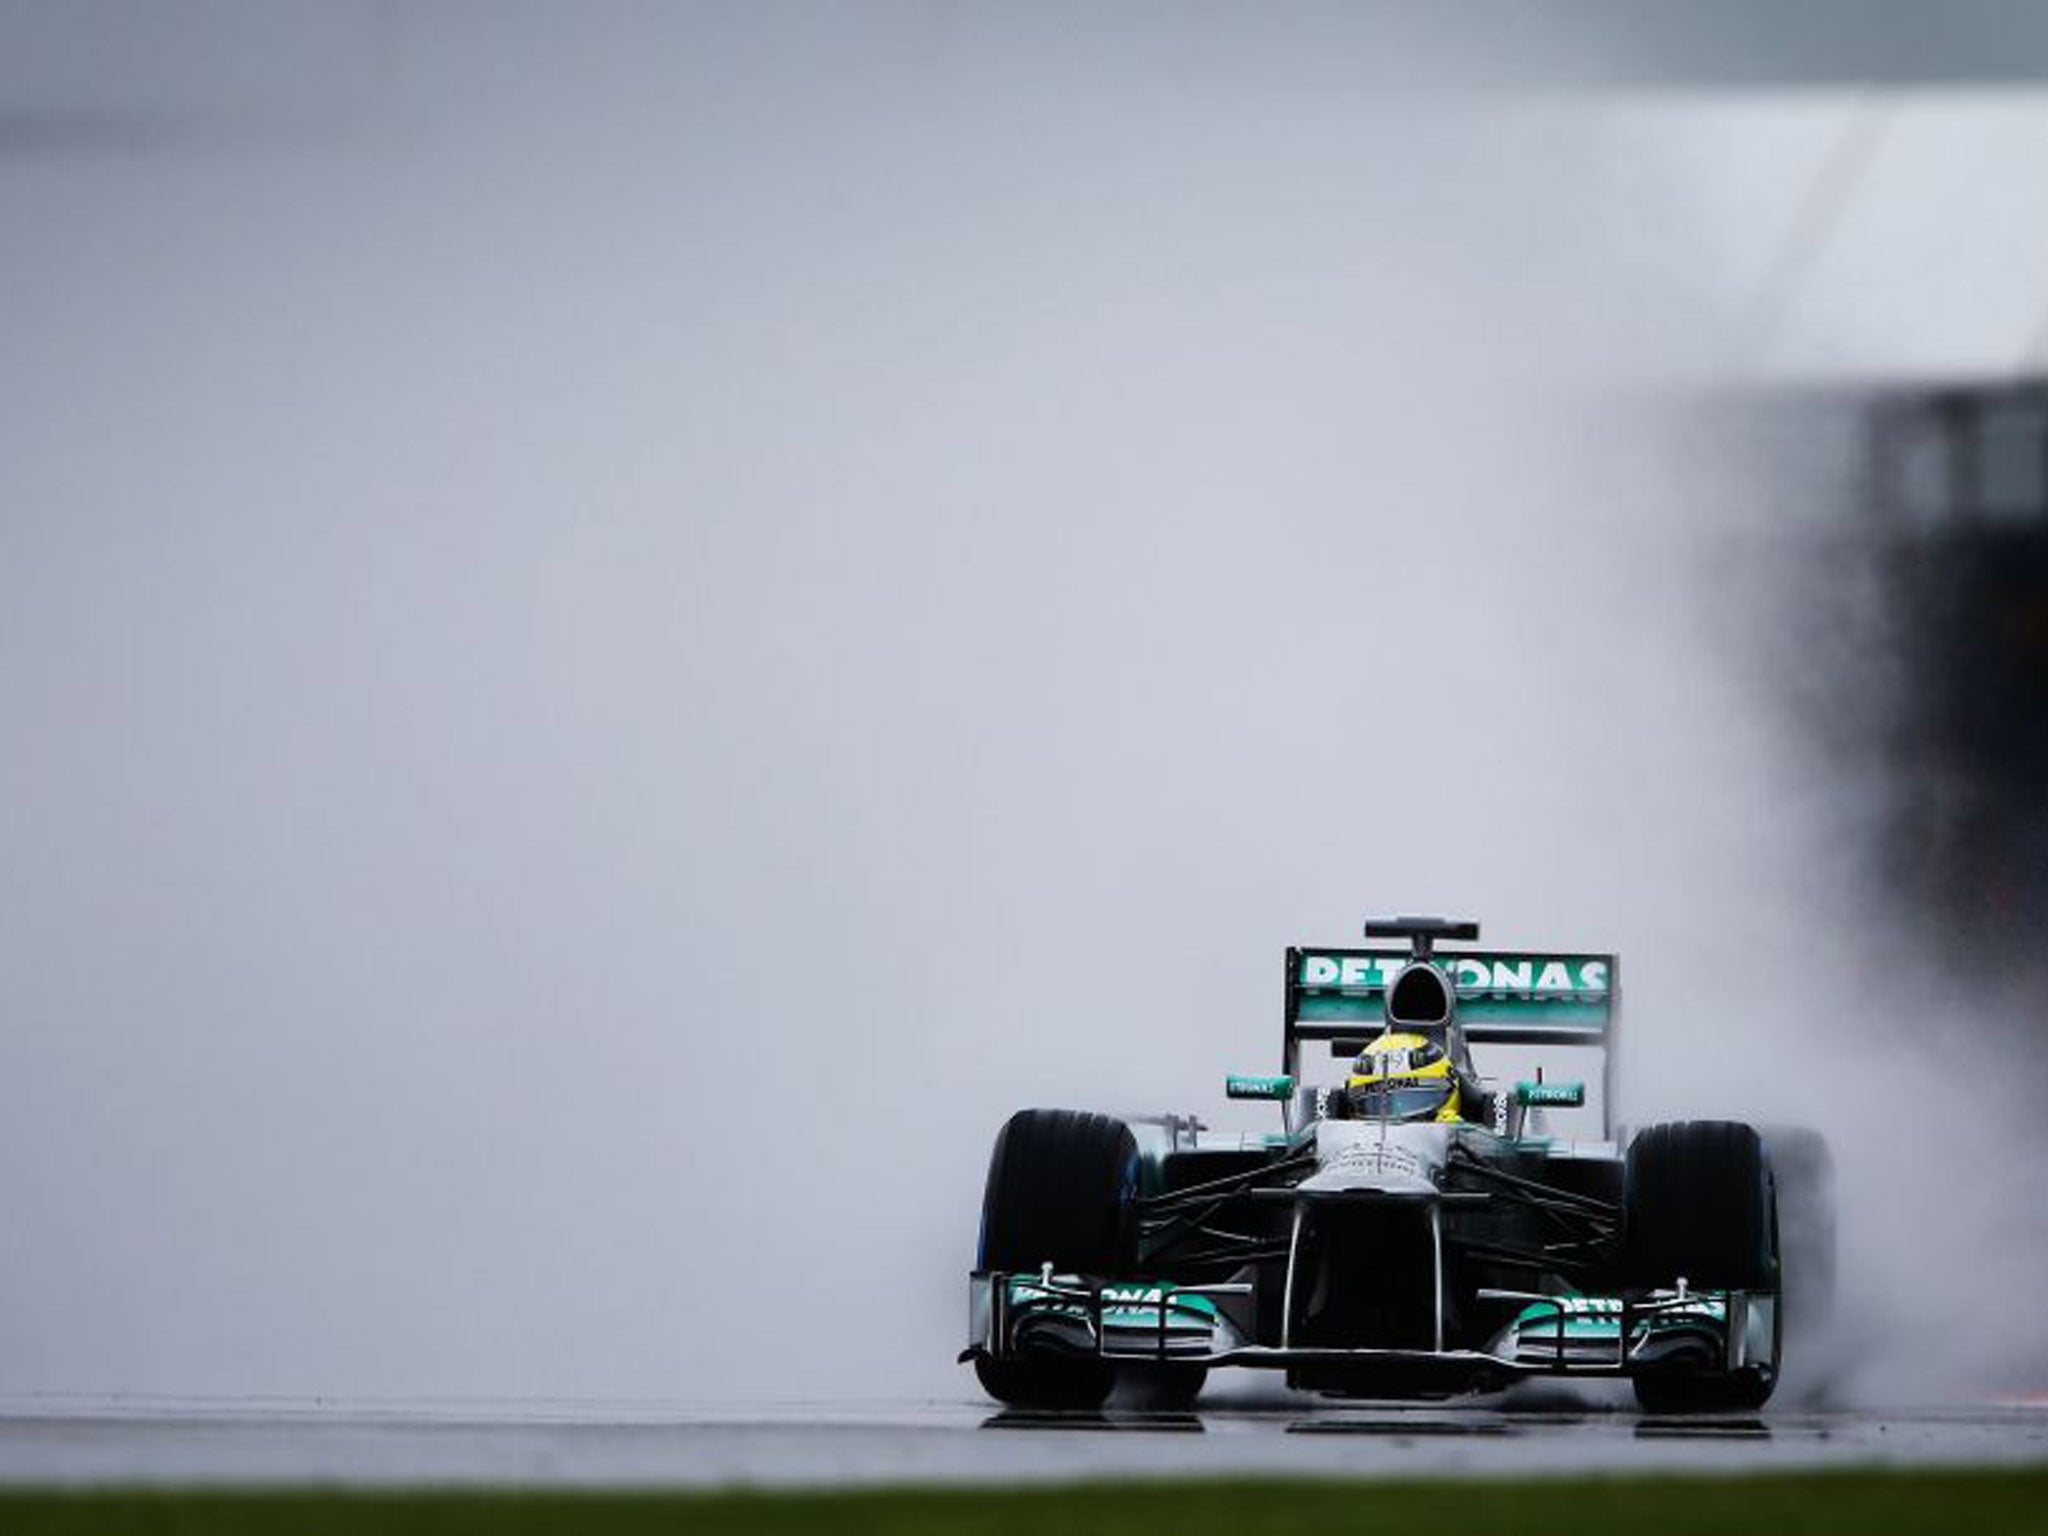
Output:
top-left (1861, 384), bottom-right (2048, 972)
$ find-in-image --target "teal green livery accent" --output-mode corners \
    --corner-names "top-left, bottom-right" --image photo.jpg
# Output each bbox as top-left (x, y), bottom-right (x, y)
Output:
top-left (1005, 1276), bottom-right (1221, 1326)
top-left (1295, 951), bottom-right (1612, 1033)
top-left (1516, 1080), bottom-right (1586, 1107)
top-left (1504, 1293), bottom-right (1731, 1358)
top-left (1225, 1074), bottom-right (1295, 1100)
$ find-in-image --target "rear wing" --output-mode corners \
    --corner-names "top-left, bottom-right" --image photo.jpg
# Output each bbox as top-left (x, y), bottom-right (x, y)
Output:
top-left (1283, 946), bottom-right (1619, 1130)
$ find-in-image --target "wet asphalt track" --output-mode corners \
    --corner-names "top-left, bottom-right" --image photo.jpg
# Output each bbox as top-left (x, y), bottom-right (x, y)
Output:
top-left (0, 1395), bottom-right (2043, 1487)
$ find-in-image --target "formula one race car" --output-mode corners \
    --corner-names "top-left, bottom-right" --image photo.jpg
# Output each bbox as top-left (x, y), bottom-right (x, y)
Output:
top-left (964, 916), bottom-right (1832, 1414)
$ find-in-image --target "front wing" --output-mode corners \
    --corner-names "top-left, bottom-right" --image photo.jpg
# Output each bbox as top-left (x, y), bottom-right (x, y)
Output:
top-left (964, 1269), bottom-right (1776, 1390)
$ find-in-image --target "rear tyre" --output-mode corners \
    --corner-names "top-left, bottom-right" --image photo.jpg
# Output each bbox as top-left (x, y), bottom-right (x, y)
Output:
top-left (975, 1108), bottom-right (1140, 1410)
top-left (1760, 1124), bottom-right (1842, 1404)
top-left (1761, 1125), bottom-right (1837, 1329)
top-left (1626, 1120), bottom-right (1779, 1414)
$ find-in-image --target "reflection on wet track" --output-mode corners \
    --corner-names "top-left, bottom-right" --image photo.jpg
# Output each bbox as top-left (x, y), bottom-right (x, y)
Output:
top-left (0, 1398), bottom-right (2038, 1487)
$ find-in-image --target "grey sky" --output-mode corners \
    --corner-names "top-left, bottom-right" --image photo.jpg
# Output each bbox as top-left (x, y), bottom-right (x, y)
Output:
top-left (3, 5), bottom-right (2044, 1404)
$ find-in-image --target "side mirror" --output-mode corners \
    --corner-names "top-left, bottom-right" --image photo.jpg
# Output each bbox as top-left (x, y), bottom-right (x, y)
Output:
top-left (1225, 1074), bottom-right (1295, 1101)
top-left (1515, 1080), bottom-right (1585, 1108)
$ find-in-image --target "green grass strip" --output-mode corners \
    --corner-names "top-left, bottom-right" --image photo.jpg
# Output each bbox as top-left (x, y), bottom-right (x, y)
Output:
top-left (1, 1468), bottom-right (2046, 1535)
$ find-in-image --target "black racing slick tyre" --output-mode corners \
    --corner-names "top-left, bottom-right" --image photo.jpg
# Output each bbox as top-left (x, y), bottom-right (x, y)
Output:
top-left (1626, 1120), bottom-right (1780, 1414)
top-left (973, 1353), bottom-right (1116, 1411)
top-left (1627, 1120), bottom-right (1775, 1290)
top-left (1761, 1124), bottom-right (1837, 1329)
top-left (978, 1108), bottom-right (1140, 1277)
top-left (1760, 1124), bottom-right (1844, 1405)
top-left (974, 1109), bottom-right (1140, 1411)
top-left (1632, 1363), bottom-right (1775, 1415)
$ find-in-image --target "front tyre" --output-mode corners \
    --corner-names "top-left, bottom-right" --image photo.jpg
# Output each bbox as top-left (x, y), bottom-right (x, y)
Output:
top-left (974, 1108), bottom-right (1140, 1410)
top-left (1626, 1120), bottom-right (1780, 1414)
top-left (1632, 1365), bottom-right (1774, 1415)
top-left (974, 1354), bottom-right (1116, 1411)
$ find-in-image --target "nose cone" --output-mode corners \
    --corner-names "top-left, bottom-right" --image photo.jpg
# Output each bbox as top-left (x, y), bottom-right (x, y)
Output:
top-left (1303, 1121), bottom-right (1453, 1195)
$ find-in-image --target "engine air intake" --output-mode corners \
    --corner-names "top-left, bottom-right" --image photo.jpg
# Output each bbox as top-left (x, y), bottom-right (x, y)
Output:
top-left (1386, 962), bottom-right (1454, 1029)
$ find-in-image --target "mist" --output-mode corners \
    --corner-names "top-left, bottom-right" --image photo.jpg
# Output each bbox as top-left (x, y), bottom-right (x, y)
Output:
top-left (2, 6), bottom-right (2041, 1407)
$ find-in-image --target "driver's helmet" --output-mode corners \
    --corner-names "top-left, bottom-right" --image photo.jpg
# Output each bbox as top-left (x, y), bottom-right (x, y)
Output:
top-left (1346, 1031), bottom-right (1461, 1123)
